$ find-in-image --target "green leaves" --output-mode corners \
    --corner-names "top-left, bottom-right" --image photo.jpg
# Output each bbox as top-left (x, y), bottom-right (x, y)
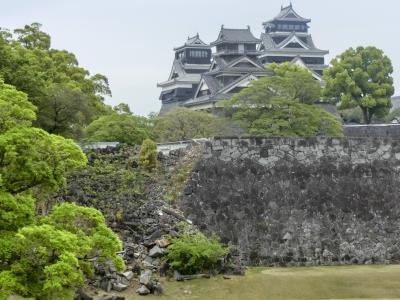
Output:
top-left (0, 191), bottom-right (34, 232)
top-left (138, 139), bottom-right (158, 172)
top-left (0, 127), bottom-right (86, 194)
top-left (224, 73), bottom-right (343, 137)
top-left (85, 109), bottom-right (153, 145)
top-left (0, 80), bottom-right (123, 299)
top-left (154, 108), bottom-right (225, 142)
top-left (1, 204), bottom-right (124, 299)
top-left (267, 62), bottom-right (321, 104)
top-left (166, 232), bottom-right (228, 275)
top-left (0, 78), bottom-right (36, 134)
top-left (323, 46), bottom-right (394, 123)
top-left (0, 23), bottom-right (112, 139)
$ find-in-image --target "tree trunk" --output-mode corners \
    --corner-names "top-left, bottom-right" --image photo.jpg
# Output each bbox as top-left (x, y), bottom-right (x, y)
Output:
top-left (361, 107), bottom-right (371, 124)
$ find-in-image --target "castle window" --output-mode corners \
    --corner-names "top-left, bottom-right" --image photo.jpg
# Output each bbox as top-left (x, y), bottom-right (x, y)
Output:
top-left (189, 50), bottom-right (208, 58)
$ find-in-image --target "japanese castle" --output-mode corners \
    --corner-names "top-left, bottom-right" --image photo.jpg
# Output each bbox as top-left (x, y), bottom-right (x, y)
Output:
top-left (157, 4), bottom-right (328, 114)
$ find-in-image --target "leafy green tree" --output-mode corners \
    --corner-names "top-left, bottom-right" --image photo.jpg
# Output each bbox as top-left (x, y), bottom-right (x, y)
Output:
top-left (266, 62), bottom-right (321, 104)
top-left (339, 107), bottom-right (364, 124)
top-left (323, 46), bottom-right (394, 124)
top-left (166, 232), bottom-right (228, 275)
top-left (113, 102), bottom-right (132, 115)
top-left (14, 22), bottom-right (51, 50)
top-left (85, 106), bottom-right (153, 145)
top-left (0, 23), bottom-right (113, 138)
top-left (224, 77), bottom-right (343, 137)
top-left (36, 84), bottom-right (91, 138)
top-left (1, 204), bottom-right (124, 300)
top-left (0, 83), bottom-right (123, 299)
top-left (0, 78), bottom-right (36, 133)
top-left (155, 107), bottom-right (224, 142)
top-left (138, 139), bottom-right (158, 172)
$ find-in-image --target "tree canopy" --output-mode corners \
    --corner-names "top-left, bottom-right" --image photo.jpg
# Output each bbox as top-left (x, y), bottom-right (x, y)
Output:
top-left (84, 103), bottom-right (153, 145)
top-left (0, 78), bottom-right (36, 133)
top-left (0, 23), bottom-right (112, 138)
top-left (323, 46), bottom-right (394, 124)
top-left (154, 107), bottom-right (225, 142)
top-left (266, 62), bottom-right (321, 104)
top-left (0, 81), bottom-right (123, 299)
top-left (223, 73), bottom-right (343, 137)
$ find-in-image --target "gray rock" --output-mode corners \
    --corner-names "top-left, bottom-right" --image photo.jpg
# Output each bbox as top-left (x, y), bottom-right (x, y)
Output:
top-left (75, 290), bottom-right (94, 300)
top-left (137, 285), bottom-right (151, 295)
top-left (153, 282), bottom-right (163, 295)
top-left (121, 271), bottom-right (134, 281)
top-left (139, 270), bottom-right (152, 286)
top-left (99, 279), bottom-right (112, 292)
top-left (112, 282), bottom-right (128, 292)
top-left (149, 245), bottom-right (164, 258)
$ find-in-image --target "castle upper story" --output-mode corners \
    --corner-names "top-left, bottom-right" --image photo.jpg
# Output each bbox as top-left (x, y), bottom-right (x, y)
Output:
top-left (157, 4), bottom-right (329, 114)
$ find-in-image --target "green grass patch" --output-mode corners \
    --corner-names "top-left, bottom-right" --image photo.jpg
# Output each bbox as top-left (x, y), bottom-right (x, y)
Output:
top-left (121, 265), bottom-right (400, 300)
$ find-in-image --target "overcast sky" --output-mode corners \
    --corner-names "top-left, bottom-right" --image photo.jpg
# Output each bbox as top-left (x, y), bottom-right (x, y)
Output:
top-left (1, 0), bottom-right (399, 116)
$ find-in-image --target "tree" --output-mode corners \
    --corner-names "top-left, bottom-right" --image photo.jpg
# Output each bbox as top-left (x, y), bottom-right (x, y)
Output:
top-left (14, 22), bottom-right (51, 50)
top-left (223, 76), bottom-right (343, 137)
top-left (113, 103), bottom-right (131, 115)
top-left (0, 78), bottom-right (36, 133)
top-left (137, 139), bottom-right (158, 172)
top-left (266, 62), bottom-right (321, 104)
top-left (0, 83), bottom-right (123, 299)
top-left (154, 108), bottom-right (224, 142)
top-left (0, 23), bottom-right (113, 138)
top-left (84, 107), bottom-right (153, 145)
top-left (36, 84), bottom-right (91, 139)
top-left (323, 46), bottom-right (394, 124)
top-left (166, 232), bottom-right (228, 275)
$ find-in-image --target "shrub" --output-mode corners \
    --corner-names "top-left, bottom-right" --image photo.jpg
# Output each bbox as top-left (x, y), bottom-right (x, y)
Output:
top-left (138, 139), bottom-right (158, 172)
top-left (165, 232), bottom-right (228, 275)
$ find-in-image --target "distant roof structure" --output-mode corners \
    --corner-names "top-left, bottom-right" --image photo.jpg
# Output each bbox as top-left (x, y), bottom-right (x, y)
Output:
top-left (211, 26), bottom-right (261, 46)
top-left (174, 34), bottom-right (211, 51)
top-left (259, 31), bottom-right (328, 54)
top-left (392, 96), bottom-right (400, 110)
top-left (80, 142), bottom-right (120, 150)
top-left (263, 3), bottom-right (311, 27)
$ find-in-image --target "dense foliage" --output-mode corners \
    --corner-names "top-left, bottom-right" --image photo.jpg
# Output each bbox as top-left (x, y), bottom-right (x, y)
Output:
top-left (84, 104), bottom-right (153, 145)
top-left (154, 108), bottom-right (225, 142)
top-left (323, 46), bottom-right (394, 124)
top-left (166, 232), bottom-right (228, 275)
top-left (0, 82), bottom-right (123, 299)
top-left (138, 139), bottom-right (158, 172)
top-left (0, 23), bottom-right (112, 138)
top-left (224, 72), bottom-right (343, 137)
top-left (266, 62), bottom-right (321, 104)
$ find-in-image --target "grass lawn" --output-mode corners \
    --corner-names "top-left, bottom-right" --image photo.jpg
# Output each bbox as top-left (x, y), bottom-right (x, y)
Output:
top-left (120, 265), bottom-right (400, 300)
top-left (8, 265), bottom-right (400, 300)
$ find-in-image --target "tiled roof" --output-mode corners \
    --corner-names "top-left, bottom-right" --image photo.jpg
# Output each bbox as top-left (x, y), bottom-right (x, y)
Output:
top-left (174, 34), bottom-right (210, 51)
top-left (264, 4), bottom-right (311, 25)
top-left (211, 27), bottom-right (261, 46)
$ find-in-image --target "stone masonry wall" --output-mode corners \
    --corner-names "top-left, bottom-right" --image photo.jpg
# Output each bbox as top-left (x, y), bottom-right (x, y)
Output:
top-left (180, 137), bottom-right (400, 266)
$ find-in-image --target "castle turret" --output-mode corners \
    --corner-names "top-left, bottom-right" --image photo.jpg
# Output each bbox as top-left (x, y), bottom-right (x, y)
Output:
top-left (211, 26), bottom-right (261, 61)
top-left (157, 34), bottom-right (211, 114)
top-left (259, 4), bottom-right (329, 80)
top-left (184, 26), bottom-right (271, 110)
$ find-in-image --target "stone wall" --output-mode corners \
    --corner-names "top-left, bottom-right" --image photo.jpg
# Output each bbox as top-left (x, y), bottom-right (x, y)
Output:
top-left (344, 124), bottom-right (400, 138)
top-left (180, 137), bottom-right (400, 266)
